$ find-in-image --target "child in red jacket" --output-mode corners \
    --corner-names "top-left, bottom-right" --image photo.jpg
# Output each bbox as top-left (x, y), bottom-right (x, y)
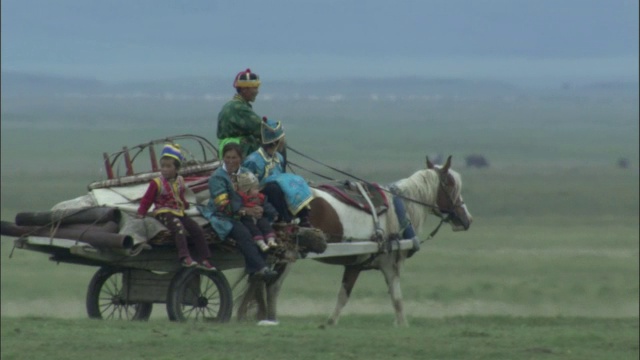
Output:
top-left (236, 172), bottom-right (278, 252)
top-left (137, 144), bottom-right (216, 270)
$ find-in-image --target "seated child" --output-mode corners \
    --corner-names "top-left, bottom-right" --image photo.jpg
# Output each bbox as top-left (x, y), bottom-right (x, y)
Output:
top-left (236, 172), bottom-right (278, 252)
top-left (137, 144), bottom-right (216, 271)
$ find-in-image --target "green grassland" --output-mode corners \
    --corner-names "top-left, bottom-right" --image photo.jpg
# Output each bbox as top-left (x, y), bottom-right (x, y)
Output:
top-left (1, 95), bottom-right (638, 359)
top-left (1, 316), bottom-right (638, 360)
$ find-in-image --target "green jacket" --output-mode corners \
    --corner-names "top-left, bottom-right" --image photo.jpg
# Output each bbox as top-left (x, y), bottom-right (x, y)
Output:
top-left (217, 94), bottom-right (262, 157)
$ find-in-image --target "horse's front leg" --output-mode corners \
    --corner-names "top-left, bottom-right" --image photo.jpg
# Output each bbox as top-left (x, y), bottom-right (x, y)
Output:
top-left (380, 253), bottom-right (408, 326)
top-left (265, 263), bottom-right (292, 322)
top-left (327, 265), bottom-right (361, 326)
top-left (237, 277), bottom-right (263, 322)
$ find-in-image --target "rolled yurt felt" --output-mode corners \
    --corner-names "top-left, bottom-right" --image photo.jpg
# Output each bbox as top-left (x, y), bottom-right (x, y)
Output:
top-left (0, 221), bottom-right (133, 249)
top-left (15, 207), bottom-right (122, 227)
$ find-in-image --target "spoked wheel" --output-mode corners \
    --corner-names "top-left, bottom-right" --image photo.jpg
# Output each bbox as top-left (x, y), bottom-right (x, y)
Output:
top-left (166, 268), bottom-right (233, 322)
top-left (86, 266), bottom-right (153, 321)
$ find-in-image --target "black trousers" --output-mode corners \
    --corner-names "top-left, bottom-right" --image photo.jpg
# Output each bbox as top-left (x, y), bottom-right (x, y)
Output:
top-left (261, 182), bottom-right (309, 223)
top-left (228, 219), bottom-right (268, 274)
top-left (240, 216), bottom-right (275, 241)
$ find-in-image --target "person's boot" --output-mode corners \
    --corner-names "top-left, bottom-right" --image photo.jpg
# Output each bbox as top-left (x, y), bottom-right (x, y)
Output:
top-left (252, 267), bottom-right (278, 282)
top-left (298, 208), bottom-right (312, 228)
top-left (298, 216), bottom-right (312, 228)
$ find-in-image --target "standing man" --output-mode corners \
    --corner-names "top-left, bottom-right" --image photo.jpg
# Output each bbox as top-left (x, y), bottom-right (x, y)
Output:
top-left (217, 68), bottom-right (264, 158)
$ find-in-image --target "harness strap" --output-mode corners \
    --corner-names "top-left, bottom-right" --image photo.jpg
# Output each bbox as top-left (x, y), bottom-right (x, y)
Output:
top-left (388, 185), bottom-right (416, 240)
top-left (287, 146), bottom-right (451, 254)
top-left (389, 184), bottom-right (420, 258)
top-left (353, 181), bottom-right (385, 251)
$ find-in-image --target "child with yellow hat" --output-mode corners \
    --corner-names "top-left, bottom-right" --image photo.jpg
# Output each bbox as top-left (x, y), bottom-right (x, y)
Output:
top-left (138, 144), bottom-right (216, 270)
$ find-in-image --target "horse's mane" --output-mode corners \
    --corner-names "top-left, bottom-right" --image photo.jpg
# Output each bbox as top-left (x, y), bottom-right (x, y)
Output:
top-left (393, 167), bottom-right (463, 235)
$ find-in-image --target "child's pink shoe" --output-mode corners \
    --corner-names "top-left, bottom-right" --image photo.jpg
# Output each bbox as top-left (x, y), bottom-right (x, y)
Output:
top-left (199, 260), bottom-right (217, 272)
top-left (181, 257), bottom-right (198, 268)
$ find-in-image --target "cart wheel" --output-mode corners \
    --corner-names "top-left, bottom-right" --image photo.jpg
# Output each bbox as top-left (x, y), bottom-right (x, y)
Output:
top-left (86, 266), bottom-right (153, 321)
top-left (166, 268), bottom-right (233, 322)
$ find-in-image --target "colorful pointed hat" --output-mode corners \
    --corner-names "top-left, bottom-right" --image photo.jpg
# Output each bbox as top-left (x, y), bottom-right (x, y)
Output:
top-left (236, 172), bottom-right (259, 193)
top-left (261, 117), bottom-right (285, 144)
top-left (233, 68), bottom-right (261, 88)
top-left (161, 144), bottom-right (183, 163)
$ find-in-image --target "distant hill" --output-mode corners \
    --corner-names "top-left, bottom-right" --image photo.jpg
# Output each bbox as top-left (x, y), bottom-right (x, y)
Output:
top-left (2, 71), bottom-right (637, 129)
top-left (578, 80), bottom-right (640, 93)
top-left (1, 72), bottom-right (107, 97)
top-left (4, 71), bottom-right (638, 102)
top-left (1, 71), bottom-right (523, 99)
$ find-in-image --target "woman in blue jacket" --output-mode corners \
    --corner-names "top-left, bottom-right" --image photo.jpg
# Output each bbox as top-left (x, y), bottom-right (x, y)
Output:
top-left (199, 142), bottom-right (277, 280)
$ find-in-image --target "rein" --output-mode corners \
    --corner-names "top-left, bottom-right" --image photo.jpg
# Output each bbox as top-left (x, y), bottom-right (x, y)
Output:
top-left (287, 145), bottom-right (447, 217)
top-left (286, 145), bottom-right (454, 242)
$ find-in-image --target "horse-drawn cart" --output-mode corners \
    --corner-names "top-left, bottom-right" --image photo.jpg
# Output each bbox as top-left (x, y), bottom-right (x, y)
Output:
top-left (2, 134), bottom-right (428, 323)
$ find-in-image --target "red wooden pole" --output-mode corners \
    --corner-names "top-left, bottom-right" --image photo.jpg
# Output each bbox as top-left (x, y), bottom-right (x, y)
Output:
top-left (149, 143), bottom-right (158, 172)
top-left (103, 152), bottom-right (114, 179)
top-left (123, 147), bottom-right (134, 176)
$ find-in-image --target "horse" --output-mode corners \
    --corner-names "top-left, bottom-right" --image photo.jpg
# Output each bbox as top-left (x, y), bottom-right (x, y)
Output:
top-left (309, 155), bottom-right (471, 326)
top-left (237, 155), bottom-right (472, 326)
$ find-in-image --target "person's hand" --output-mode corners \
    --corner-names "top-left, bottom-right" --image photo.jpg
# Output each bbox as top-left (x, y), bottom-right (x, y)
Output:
top-left (136, 214), bottom-right (145, 219)
top-left (246, 206), bottom-right (264, 219)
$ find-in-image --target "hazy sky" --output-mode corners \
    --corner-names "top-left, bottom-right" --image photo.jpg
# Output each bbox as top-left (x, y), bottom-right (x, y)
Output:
top-left (2, 0), bottom-right (638, 84)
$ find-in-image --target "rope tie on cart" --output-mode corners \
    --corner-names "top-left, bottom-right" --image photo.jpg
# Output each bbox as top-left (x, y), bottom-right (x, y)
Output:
top-left (8, 207), bottom-right (112, 259)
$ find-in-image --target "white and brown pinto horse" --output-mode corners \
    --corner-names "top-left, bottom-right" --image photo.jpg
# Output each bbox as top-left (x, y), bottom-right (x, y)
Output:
top-left (307, 155), bottom-right (472, 326)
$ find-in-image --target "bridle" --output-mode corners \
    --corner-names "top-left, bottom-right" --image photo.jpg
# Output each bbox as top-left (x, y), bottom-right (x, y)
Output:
top-left (404, 169), bottom-right (467, 244)
top-left (433, 170), bottom-right (468, 228)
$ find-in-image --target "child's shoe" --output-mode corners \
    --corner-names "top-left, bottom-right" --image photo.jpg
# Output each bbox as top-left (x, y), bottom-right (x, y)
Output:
top-left (199, 260), bottom-right (217, 272)
top-left (266, 237), bottom-right (278, 248)
top-left (256, 240), bottom-right (270, 252)
top-left (181, 256), bottom-right (197, 268)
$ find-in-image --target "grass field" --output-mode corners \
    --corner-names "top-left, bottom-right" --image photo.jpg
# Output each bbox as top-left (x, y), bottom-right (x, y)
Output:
top-left (1, 316), bottom-right (638, 360)
top-left (1, 96), bottom-right (638, 359)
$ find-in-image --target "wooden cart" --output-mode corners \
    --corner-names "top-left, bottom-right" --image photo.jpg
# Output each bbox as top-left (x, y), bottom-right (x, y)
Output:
top-left (2, 134), bottom-right (418, 322)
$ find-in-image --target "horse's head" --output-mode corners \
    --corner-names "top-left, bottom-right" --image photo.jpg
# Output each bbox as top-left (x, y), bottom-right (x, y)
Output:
top-left (426, 155), bottom-right (473, 231)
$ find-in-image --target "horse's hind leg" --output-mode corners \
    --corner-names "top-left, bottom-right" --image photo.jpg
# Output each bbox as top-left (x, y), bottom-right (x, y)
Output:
top-left (327, 265), bottom-right (361, 326)
top-left (236, 279), bottom-right (256, 321)
top-left (254, 282), bottom-right (268, 321)
top-left (380, 254), bottom-right (408, 326)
